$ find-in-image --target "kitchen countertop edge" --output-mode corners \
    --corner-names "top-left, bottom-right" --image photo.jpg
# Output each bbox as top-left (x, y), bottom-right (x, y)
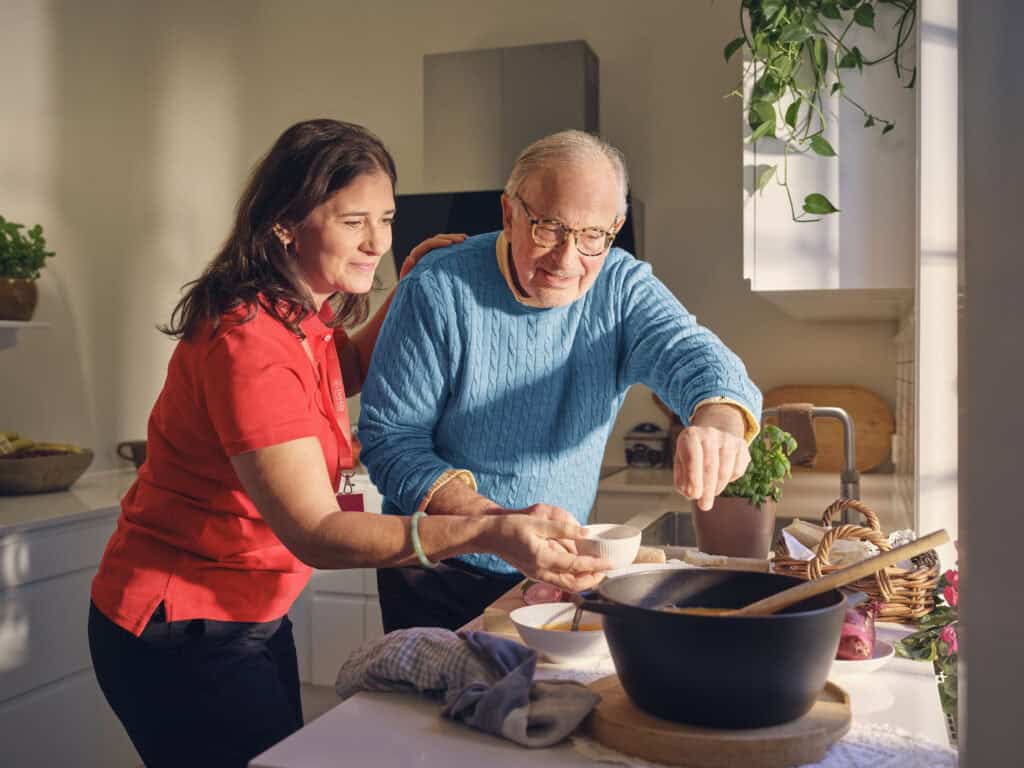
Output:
top-left (0, 468), bottom-right (137, 537)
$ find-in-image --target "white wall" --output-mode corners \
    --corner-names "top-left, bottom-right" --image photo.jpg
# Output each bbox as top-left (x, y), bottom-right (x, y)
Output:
top-left (0, 0), bottom-right (898, 471)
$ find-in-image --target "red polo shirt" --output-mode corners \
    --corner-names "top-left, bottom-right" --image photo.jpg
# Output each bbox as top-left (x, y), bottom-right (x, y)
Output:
top-left (91, 301), bottom-right (352, 636)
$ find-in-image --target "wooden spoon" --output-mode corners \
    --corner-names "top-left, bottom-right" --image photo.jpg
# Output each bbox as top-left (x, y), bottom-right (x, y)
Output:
top-left (671, 528), bottom-right (950, 617)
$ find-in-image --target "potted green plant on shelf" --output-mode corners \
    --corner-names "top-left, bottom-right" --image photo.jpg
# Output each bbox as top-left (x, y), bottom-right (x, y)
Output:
top-left (0, 215), bottom-right (55, 321)
top-left (725, 0), bottom-right (917, 221)
top-left (694, 424), bottom-right (798, 558)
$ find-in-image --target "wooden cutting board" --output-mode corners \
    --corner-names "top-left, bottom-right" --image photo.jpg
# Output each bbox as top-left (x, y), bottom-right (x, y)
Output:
top-left (481, 581), bottom-right (528, 640)
top-left (763, 385), bottom-right (894, 473)
top-left (586, 675), bottom-right (851, 768)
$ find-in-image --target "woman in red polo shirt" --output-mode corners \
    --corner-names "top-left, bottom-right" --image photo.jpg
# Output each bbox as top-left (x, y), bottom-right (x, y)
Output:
top-left (88, 119), bottom-right (610, 768)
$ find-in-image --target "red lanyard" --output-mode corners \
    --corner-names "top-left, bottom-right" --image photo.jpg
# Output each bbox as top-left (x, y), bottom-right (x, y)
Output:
top-left (318, 342), bottom-right (353, 480)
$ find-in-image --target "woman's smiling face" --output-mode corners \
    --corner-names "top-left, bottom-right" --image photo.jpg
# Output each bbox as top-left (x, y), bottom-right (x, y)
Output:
top-left (289, 169), bottom-right (396, 307)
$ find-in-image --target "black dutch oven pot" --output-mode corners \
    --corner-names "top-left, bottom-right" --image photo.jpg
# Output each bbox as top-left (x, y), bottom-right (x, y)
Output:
top-left (577, 569), bottom-right (846, 729)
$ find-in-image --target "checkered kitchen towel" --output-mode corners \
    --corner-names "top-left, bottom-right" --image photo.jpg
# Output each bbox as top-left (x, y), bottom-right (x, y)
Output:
top-left (335, 627), bottom-right (599, 747)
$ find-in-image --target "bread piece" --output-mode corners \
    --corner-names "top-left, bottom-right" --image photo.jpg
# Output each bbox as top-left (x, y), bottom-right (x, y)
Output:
top-left (633, 546), bottom-right (667, 564)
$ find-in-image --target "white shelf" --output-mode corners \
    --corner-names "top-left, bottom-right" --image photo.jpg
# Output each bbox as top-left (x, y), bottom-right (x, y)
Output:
top-left (0, 320), bottom-right (51, 350)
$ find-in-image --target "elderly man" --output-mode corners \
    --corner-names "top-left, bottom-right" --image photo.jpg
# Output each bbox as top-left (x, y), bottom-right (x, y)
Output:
top-left (359, 130), bottom-right (762, 631)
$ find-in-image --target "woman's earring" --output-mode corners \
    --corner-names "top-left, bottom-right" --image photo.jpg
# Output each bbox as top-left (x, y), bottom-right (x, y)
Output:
top-left (273, 224), bottom-right (292, 247)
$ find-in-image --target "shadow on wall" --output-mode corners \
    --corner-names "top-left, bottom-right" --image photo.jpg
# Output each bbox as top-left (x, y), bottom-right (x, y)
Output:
top-left (45, 3), bottom-right (252, 470)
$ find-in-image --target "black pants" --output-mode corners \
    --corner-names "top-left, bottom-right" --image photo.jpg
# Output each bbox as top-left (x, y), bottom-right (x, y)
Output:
top-left (88, 602), bottom-right (303, 768)
top-left (377, 561), bottom-right (523, 632)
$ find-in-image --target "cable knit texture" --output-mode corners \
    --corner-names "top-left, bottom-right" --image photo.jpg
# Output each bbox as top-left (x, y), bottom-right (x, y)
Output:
top-left (359, 232), bottom-right (762, 575)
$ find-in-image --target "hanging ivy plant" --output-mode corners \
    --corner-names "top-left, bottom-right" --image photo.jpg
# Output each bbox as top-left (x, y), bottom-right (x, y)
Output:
top-left (725, 0), bottom-right (917, 221)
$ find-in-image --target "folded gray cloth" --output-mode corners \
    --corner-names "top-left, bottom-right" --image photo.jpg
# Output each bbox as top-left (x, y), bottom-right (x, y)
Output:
top-left (335, 627), bottom-right (600, 748)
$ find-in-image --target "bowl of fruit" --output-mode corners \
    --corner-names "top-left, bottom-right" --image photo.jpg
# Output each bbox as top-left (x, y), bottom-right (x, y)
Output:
top-left (0, 432), bottom-right (94, 495)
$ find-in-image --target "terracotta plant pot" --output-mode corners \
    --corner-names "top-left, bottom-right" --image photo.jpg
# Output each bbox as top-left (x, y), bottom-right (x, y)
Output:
top-left (693, 497), bottom-right (777, 559)
top-left (0, 279), bottom-right (39, 321)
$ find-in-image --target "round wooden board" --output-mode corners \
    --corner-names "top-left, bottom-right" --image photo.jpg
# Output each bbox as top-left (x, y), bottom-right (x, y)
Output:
top-left (585, 676), bottom-right (851, 768)
top-left (763, 385), bottom-right (894, 473)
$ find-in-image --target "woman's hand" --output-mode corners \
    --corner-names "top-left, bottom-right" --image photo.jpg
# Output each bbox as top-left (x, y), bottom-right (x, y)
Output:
top-left (399, 233), bottom-right (467, 280)
top-left (485, 514), bottom-right (611, 592)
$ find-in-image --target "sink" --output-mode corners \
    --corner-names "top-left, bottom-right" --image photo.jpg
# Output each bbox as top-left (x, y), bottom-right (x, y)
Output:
top-left (619, 468), bottom-right (673, 485)
top-left (639, 510), bottom-right (798, 549)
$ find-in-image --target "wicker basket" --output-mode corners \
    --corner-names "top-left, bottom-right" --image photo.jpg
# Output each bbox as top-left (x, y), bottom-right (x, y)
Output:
top-left (772, 498), bottom-right (941, 621)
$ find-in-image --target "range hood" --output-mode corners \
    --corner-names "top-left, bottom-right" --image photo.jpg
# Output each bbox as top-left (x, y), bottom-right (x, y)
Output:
top-left (391, 40), bottom-right (643, 273)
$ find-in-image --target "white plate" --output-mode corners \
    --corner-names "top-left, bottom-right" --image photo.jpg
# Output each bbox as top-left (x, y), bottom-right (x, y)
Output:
top-left (830, 639), bottom-right (895, 678)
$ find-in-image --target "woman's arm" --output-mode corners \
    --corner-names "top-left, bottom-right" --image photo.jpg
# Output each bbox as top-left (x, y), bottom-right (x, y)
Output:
top-left (230, 436), bottom-right (610, 590)
top-left (337, 233), bottom-right (466, 394)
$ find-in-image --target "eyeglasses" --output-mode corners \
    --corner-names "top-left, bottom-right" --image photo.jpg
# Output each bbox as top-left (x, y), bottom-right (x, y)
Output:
top-left (515, 194), bottom-right (619, 258)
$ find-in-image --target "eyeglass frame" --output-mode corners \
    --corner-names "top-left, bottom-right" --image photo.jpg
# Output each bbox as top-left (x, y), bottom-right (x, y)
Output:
top-left (514, 193), bottom-right (622, 257)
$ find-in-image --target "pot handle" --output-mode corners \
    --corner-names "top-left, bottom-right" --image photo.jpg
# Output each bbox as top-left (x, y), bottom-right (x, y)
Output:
top-left (569, 589), bottom-right (636, 620)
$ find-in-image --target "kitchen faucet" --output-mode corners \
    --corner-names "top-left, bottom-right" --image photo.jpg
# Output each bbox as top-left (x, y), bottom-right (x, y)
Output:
top-left (761, 406), bottom-right (861, 525)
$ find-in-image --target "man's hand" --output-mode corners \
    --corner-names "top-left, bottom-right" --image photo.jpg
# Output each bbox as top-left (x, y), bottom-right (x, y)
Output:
top-left (399, 233), bottom-right (467, 279)
top-left (674, 403), bottom-right (751, 511)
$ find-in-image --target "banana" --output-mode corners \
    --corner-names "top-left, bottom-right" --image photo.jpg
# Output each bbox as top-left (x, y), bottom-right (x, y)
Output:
top-left (0, 437), bottom-right (35, 456)
top-left (32, 442), bottom-right (82, 454)
top-left (0, 431), bottom-right (19, 441)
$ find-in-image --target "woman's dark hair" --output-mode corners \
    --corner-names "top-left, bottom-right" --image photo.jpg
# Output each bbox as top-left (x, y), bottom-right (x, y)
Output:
top-left (161, 119), bottom-right (397, 340)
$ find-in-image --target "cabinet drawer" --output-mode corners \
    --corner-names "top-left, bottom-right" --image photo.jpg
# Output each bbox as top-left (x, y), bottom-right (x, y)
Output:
top-left (312, 567), bottom-right (368, 594)
top-left (0, 513), bottom-right (116, 589)
top-left (0, 668), bottom-right (138, 768)
top-left (310, 594), bottom-right (367, 687)
top-left (0, 568), bottom-right (96, 702)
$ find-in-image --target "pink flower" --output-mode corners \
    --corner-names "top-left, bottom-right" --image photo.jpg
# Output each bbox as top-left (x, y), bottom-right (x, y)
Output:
top-left (944, 569), bottom-right (959, 589)
top-left (943, 584), bottom-right (959, 608)
top-left (940, 624), bottom-right (959, 655)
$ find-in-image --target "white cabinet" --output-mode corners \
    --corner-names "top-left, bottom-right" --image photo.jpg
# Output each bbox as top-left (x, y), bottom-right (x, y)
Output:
top-left (307, 569), bottom-right (384, 687)
top-left (0, 509), bottom-right (140, 768)
top-left (742, 5), bottom-right (915, 320)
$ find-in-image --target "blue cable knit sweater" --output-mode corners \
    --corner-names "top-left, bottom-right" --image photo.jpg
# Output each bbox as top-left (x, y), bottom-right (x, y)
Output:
top-left (359, 232), bottom-right (762, 575)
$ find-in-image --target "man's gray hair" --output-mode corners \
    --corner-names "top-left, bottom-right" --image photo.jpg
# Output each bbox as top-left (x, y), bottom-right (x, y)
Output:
top-left (504, 130), bottom-right (629, 217)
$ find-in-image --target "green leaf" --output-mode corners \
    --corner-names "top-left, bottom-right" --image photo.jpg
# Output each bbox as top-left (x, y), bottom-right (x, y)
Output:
top-left (749, 100), bottom-right (777, 128)
top-left (756, 165), bottom-right (777, 193)
top-left (831, 81), bottom-right (844, 95)
top-left (809, 134), bottom-right (837, 156)
top-left (753, 31), bottom-right (772, 59)
top-left (864, 115), bottom-right (876, 128)
top-left (854, 4), bottom-right (876, 28)
top-left (747, 119), bottom-right (776, 143)
top-left (838, 46), bottom-right (863, 72)
top-left (780, 24), bottom-right (811, 44)
top-left (753, 72), bottom-right (782, 102)
top-left (724, 36), bottom-right (746, 62)
top-left (821, 3), bottom-right (842, 20)
top-left (882, 122), bottom-right (895, 135)
top-left (784, 100), bottom-right (801, 129)
top-left (803, 193), bottom-right (839, 215)
top-left (813, 37), bottom-right (828, 72)
top-left (762, 0), bottom-right (786, 22)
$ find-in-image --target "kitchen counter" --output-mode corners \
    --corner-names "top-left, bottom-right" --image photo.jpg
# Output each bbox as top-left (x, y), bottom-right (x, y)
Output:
top-left (599, 467), bottom-right (909, 533)
top-left (250, 616), bottom-right (950, 767)
top-left (0, 468), bottom-right (136, 536)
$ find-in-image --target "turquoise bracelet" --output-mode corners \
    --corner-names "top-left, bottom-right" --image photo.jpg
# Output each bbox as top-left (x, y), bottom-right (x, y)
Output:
top-left (410, 510), bottom-right (438, 569)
